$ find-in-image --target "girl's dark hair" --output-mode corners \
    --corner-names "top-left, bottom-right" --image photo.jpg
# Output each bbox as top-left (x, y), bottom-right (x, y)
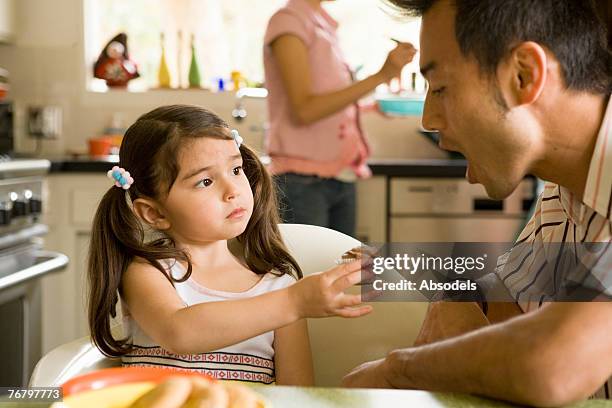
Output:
top-left (88, 104), bottom-right (301, 357)
top-left (386, 0), bottom-right (611, 94)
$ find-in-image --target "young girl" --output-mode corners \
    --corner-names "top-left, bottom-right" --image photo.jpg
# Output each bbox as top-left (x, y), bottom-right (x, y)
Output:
top-left (87, 105), bottom-right (371, 386)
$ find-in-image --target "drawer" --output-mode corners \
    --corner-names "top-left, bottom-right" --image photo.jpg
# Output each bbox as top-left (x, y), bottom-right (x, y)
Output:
top-left (390, 178), bottom-right (532, 216)
top-left (390, 216), bottom-right (525, 242)
top-left (390, 178), bottom-right (486, 214)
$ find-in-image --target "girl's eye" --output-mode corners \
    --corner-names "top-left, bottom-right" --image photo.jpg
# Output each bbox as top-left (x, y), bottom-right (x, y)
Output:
top-left (232, 166), bottom-right (243, 175)
top-left (196, 178), bottom-right (213, 188)
top-left (432, 86), bottom-right (446, 96)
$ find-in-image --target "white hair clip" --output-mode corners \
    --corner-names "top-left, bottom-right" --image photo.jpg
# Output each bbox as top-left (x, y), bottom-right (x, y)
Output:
top-left (231, 129), bottom-right (243, 149)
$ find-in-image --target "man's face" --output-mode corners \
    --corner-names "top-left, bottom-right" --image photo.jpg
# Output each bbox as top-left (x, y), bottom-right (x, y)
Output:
top-left (419, 1), bottom-right (537, 199)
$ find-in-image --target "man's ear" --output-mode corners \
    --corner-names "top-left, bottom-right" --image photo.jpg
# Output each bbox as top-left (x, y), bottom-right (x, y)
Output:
top-left (132, 198), bottom-right (171, 230)
top-left (500, 41), bottom-right (548, 106)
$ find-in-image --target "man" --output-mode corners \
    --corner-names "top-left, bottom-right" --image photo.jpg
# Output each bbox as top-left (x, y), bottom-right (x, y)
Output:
top-left (342, 1), bottom-right (612, 406)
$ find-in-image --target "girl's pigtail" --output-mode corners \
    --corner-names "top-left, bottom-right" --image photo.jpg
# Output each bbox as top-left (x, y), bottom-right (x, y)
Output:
top-left (87, 186), bottom-right (143, 357)
top-left (239, 146), bottom-right (302, 279)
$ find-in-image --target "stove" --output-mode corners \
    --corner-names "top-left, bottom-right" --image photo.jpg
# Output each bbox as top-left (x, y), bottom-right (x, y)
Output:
top-left (0, 158), bottom-right (48, 237)
top-left (0, 157), bottom-right (68, 387)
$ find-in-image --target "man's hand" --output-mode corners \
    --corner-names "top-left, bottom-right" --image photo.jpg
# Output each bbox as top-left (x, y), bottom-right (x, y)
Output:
top-left (341, 357), bottom-right (394, 389)
top-left (413, 301), bottom-right (490, 346)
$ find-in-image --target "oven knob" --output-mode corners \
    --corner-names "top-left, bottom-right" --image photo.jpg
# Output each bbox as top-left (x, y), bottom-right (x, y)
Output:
top-left (29, 198), bottom-right (42, 214)
top-left (0, 209), bottom-right (10, 225)
top-left (0, 203), bottom-right (11, 225)
top-left (12, 200), bottom-right (28, 217)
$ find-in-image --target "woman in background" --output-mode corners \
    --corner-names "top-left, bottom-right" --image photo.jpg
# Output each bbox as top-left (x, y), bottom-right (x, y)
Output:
top-left (264, 0), bottom-right (415, 237)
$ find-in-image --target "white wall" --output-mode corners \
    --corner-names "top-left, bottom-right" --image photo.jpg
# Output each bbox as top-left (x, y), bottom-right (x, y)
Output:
top-left (0, 0), bottom-right (446, 159)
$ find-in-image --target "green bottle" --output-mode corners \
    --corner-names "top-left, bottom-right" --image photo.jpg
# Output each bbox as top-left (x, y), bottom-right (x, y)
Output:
top-left (188, 34), bottom-right (201, 88)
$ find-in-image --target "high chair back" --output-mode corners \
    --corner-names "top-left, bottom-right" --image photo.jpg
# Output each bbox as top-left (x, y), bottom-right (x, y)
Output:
top-left (29, 325), bottom-right (122, 387)
top-left (30, 224), bottom-right (427, 387)
top-left (279, 224), bottom-right (428, 386)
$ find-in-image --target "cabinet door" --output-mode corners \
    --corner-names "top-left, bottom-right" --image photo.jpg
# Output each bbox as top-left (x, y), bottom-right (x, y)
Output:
top-left (391, 216), bottom-right (525, 243)
top-left (356, 176), bottom-right (387, 242)
top-left (42, 174), bottom-right (111, 353)
top-left (0, 0), bottom-right (15, 43)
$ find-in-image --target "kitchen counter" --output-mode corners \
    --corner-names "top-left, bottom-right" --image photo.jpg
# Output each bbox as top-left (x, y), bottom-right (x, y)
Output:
top-left (48, 155), bottom-right (119, 173)
top-left (49, 156), bottom-right (470, 178)
top-left (368, 158), bottom-right (468, 177)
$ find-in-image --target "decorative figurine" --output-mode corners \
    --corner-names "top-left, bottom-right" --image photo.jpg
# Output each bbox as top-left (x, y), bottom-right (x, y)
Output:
top-left (188, 34), bottom-right (202, 88)
top-left (158, 33), bottom-right (171, 88)
top-left (93, 33), bottom-right (140, 88)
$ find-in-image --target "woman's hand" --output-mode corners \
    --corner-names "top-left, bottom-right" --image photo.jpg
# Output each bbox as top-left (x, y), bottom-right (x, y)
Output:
top-left (378, 42), bottom-right (417, 82)
top-left (289, 260), bottom-right (373, 319)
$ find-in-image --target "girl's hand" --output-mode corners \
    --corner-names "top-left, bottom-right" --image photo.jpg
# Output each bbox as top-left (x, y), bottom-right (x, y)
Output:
top-left (378, 42), bottom-right (417, 82)
top-left (289, 260), bottom-right (373, 319)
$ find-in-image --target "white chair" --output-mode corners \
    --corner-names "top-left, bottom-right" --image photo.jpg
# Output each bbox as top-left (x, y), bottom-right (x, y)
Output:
top-left (30, 224), bottom-right (427, 387)
top-left (29, 325), bottom-right (122, 387)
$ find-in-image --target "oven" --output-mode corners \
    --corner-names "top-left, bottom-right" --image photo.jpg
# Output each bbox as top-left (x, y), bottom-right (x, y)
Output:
top-left (0, 159), bottom-right (68, 387)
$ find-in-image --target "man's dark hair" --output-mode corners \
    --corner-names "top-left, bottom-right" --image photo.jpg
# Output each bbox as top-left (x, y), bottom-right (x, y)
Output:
top-left (387, 0), bottom-right (611, 94)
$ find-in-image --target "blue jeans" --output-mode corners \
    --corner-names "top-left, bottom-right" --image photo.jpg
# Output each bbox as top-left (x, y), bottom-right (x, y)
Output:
top-left (274, 173), bottom-right (356, 237)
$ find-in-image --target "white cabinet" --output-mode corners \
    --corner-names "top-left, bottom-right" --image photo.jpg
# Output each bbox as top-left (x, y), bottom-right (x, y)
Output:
top-left (389, 178), bottom-right (533, 243)
top-left (0, 0), bottom-right (15, 43)
top-left (41, 174), bottom-right (111, 353)
top-left (355, 176), bottom-right (387, 243)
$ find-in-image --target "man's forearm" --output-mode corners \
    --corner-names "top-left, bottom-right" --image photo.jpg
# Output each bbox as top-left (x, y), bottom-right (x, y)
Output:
top-left (386, 323), bottom-right (528, 402)
top-left (384, 303), bottom-right (611, 406)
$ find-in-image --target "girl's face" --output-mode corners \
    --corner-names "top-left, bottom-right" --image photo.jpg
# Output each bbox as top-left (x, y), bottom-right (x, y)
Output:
top-left (161, 137), bottom-right (254, 244)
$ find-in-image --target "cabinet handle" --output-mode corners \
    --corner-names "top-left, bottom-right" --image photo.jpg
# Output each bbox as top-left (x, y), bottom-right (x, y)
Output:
top-left (407, 186), bottom-right (433, 193)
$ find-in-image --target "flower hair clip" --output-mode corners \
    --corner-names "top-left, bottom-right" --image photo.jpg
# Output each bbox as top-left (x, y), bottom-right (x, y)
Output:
top-left (231, 129), bottom-right (243, 149)
top-left (107, 166), bottom-right (134, 190)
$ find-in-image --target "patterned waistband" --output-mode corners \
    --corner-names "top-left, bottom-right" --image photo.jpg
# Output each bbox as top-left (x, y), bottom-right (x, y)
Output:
top-left (122, 346), bottom-right (275, 384)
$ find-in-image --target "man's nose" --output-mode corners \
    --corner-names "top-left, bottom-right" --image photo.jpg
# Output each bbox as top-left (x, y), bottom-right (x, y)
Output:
top-left (421, 96), bottom-right (445, 132)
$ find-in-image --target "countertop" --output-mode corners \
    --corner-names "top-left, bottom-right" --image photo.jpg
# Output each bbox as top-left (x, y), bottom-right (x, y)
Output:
top-left (0, 385), bottom-right (608, 408)
top-left (48, 155), bottom-right (470, 178)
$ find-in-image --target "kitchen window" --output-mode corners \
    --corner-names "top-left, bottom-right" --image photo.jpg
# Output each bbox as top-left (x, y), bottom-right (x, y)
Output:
top-left (85, 0), bottom-right (421, 92)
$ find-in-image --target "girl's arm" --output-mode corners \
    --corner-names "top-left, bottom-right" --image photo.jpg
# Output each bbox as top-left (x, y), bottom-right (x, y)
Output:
top-left (121, 259), bottom-right (370, 355)
top-left (270, 34), bottom-right (415, 126)
top-left (273, 319), bottom-right (314, 386)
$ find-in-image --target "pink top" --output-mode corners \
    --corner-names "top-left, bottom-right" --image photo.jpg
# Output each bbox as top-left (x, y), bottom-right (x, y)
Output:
top-left (263, 0), bottom-right (371, 178)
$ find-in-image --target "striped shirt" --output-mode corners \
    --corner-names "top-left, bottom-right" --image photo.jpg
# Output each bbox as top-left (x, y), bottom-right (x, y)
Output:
top-left (121, 260), bottom-right (296, 384)
top-left (495, 95), bottom-right (612, 399)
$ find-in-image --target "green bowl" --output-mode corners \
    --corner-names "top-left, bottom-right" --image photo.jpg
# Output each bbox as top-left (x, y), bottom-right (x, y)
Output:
top-left (376, 96), bottom-right (424, 116)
